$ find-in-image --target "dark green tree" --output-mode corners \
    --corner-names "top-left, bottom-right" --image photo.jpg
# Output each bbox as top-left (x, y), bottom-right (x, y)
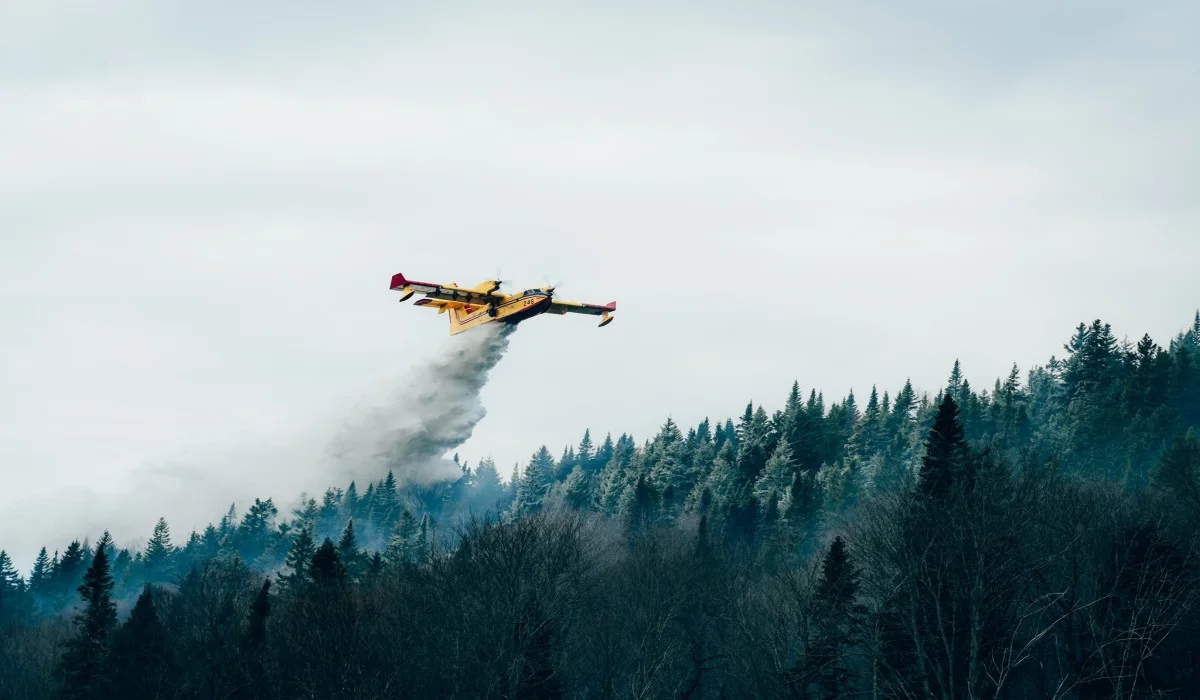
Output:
top-left (337, 519), bottom-right (364, 581)
top-left (310, 538), bottom-right (346, 589)
top-left (918, 393), bottom-right (969, 499)
top-left (29, 546), bottom-right (51, 594)
top-left (107, 584), bottom-right (170, 700)
top-left (142, 517), bottom-right (175, 580)
top-left (58, 542), bottom-right (118, 699)
top-left (812, 535), bottom-right (865, 698)
top-left (277, 526), bottom-right (315, 592)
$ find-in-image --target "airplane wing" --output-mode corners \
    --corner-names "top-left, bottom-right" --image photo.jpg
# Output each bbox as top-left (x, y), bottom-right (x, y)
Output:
top-left (390, 272), bottom-right (504, 305)
top-left (547, 298), bottom-right (617, 316)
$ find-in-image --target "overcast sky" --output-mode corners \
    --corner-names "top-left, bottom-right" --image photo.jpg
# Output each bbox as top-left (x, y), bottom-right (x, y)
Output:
top-left (2, 1), bottom-right (1198, 566)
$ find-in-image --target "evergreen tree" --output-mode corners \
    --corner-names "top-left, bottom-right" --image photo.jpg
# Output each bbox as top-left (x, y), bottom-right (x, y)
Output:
top-left (783, 471), bottom-right (823, 556)
top-left (246, 578), bottom-right (271, 646)
top-left (337, 519), bottom-right (364, 580)
top-left (918, 393), bottom-right (969, 500)
top-left (577, 428), bottom-right (595, 472)
top-left (55, 540), bottom-right (86, 598)
top-left (278, 526), bottom-right (316, 591)
top-left (107, 583), bottom-right (170, 700)
top-left (725, 491), bottom-right (760, 548)
top-left (559, 466), bottom-right (592, 510)
top-left (511, 446), bottom-right (554, 516)
top-left (1152, 429), bottom-right (1200, 514)
top-left (947, 359), bottom-right (964, 399)
top-left (384, 510), bottom-right (418, 566)
top-left (811, 536), bottom-right (865, 697)
top-left (343, 481), bottom-right (360, 520)
top-left (240, 577), bottom-right (272, 699)
top-left (754, 438), bottom-right (798, 501)
top-left (29, 546), bottom-right (51, 594)
top-left (142, 517), bottom-right (175, 579)
top-left (472, 456), bottom-right (505, 511)
top-left (0, 550), bottom-right (21, 592)
top-left (364, 553), bottom-right (384, 583)
top-left (759, 489), bottom-right (781, 539)
top-left (59, 542), bottom-right (118, 699)
top-left (309, 538), bottom-right (346, 589)
top-left (623, 474), bottom-right (657, 536)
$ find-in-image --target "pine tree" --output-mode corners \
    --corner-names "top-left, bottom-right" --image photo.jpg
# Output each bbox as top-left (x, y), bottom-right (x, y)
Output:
top-left (560, 466), bottom-right (592, 509)
top-left (511, 447), bottom-right (554, 516)
top-left (107, 583), bottom-right (169, 700)
top-left (725, 492), bottom-right (760, 547)
top-left (0, 550), bottom-right (21, 592)
top-left (786, 380), bottom-right (803, 414)
top-left (811, 536), bottom-right (865, 697)
top-left (918, 392), bottom-right (969, 500)
top-left (310, 538), bottom-right (346, 589)
top-left (754, 439), bottom-right (798, 501)
top-left (947, 359), bottom-right (964, 399)
top-left (783, 471), bottom-right (823, 555)
top-left (384, 510), bottom-right (418, 566)
top-left (278, 526), bottom-right (316, 591)
top-left (30, 546), bottom-right (51, 594)
top-left (54, 540), bottom-right (86, 600)
top-left (338, 519), bottom-right (363, 580)
top-left (59, 542), bottom-right (118, 699)
top-left (648, 417), bottom-right (691, 507)
top-left (1152, 430), bottom-right (1200, 513)
top-left (241, 577), bottom-right (272, 698)
top-left (578, 429), bottom-right (595, 472)
top-left (246, 578), bottom-right (271, 646)
top-left (143, 517), bottom-right (175, 579)
top-left (760, 489), bottom-right (781, 538)
top-left (623, 474), bottom-right (657, 537)
top-left (343, 481), bottom-right (360, 520)
top-left (364, 553), bottom-right (384, 583)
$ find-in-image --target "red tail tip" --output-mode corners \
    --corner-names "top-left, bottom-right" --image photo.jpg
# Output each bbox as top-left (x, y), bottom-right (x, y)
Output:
top-left (390, 272), bottom-right (407, 289)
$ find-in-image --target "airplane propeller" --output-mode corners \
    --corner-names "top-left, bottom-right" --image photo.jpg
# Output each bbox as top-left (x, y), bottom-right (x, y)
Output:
top-left (492, 267), bottom-right (513, 290)
top-left (542, 275), bottom-right (564, 298)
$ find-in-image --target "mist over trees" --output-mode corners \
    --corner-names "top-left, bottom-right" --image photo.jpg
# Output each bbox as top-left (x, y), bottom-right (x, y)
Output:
top-left (3, 313), bottom-right (1200, 699)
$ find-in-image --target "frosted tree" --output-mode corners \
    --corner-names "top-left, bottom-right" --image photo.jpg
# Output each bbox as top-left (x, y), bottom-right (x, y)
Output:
top-left (754, 439), bottom-right (798, 501)
top-left (384, 510), bottom-right (418, 566)
top-left (0, 550), bottom-right (22, 594)
top-left (510, 446), bottom-right (554, 517)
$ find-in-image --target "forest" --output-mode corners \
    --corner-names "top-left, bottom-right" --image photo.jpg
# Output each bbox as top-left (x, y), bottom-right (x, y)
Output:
top-left (2, 313), bottom-right (1200, 699)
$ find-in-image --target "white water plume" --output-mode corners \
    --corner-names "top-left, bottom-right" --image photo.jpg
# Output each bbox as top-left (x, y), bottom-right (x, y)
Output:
top-left (0, 323), bottom-right (518, 567)
top-left (326, 322), bottom-right (517, 488)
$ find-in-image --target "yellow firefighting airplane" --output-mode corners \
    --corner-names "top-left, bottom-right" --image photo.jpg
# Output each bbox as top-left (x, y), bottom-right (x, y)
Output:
top-left (390, 272), bottom-right (616, 335)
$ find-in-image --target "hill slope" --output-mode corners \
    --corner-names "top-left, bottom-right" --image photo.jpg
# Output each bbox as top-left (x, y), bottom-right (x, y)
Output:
top-left (2, 311), bottom-right (1199, 699)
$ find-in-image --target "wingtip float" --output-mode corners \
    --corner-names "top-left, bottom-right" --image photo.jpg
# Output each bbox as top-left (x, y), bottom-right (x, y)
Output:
top-left (390, 272), bottom-right (616, 336)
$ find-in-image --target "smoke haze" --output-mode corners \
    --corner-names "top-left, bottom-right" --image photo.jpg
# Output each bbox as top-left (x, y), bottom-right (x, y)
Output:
top-left (0, 324), bottom-right (516, 568)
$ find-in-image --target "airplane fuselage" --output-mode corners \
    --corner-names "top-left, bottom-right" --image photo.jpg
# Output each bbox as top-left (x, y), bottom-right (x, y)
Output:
top-left (391, 272), bottom-right (614, 336)
top-left (417, 288), bottom-right (553, 335)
